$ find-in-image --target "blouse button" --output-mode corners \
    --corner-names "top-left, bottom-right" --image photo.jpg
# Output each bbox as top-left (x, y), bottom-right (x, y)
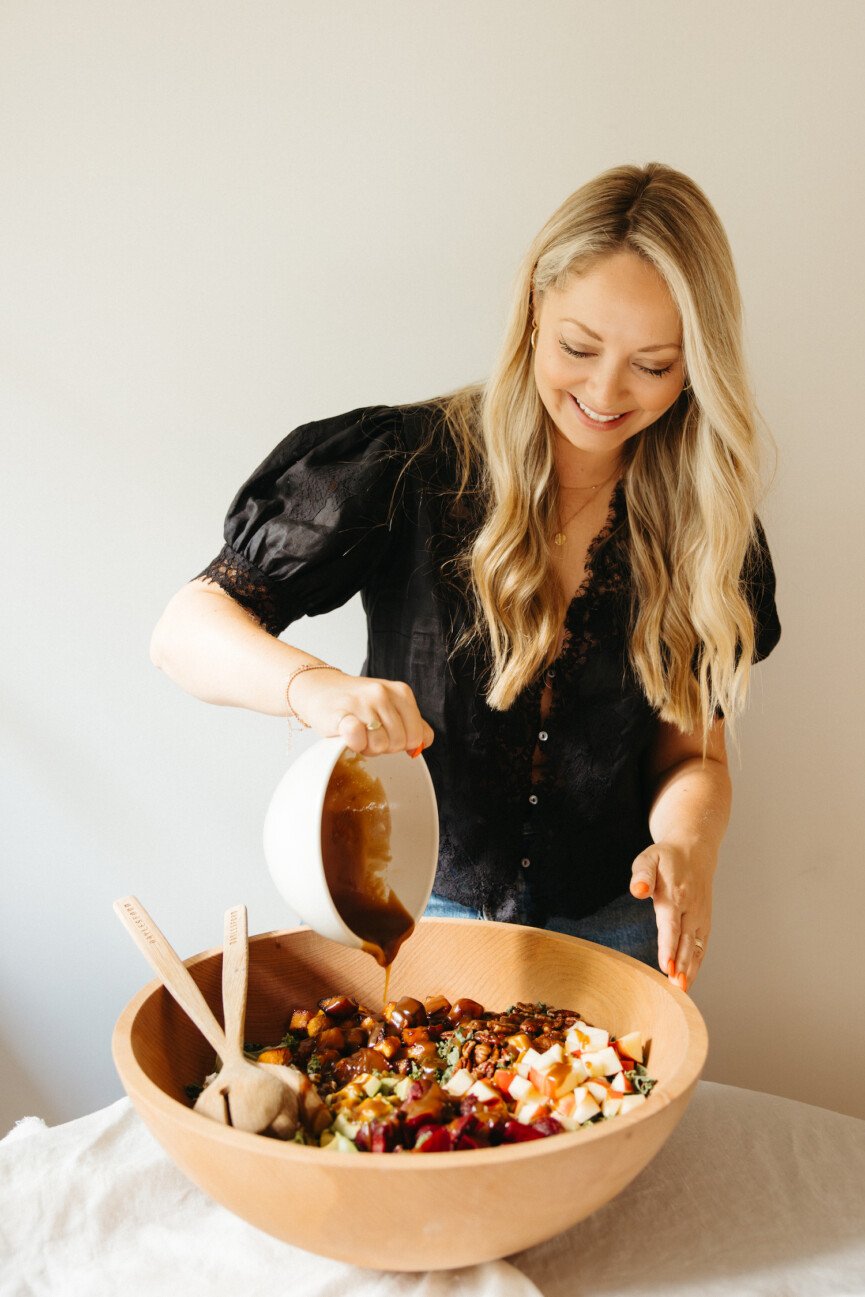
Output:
top-left (521, 857), bottom-right (531, 869)
top-left (538, 730), bottom-right (548, 742)
top-left (528, 794), bottom-right (538, 806)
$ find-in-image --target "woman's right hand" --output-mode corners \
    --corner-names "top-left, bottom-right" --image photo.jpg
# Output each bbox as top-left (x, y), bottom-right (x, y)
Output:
top-left (289, 669), bottom-right (435, 757)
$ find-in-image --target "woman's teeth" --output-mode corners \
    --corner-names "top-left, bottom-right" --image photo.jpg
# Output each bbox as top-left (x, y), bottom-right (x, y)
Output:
top-left (574, 395), bottom-right (623, 423)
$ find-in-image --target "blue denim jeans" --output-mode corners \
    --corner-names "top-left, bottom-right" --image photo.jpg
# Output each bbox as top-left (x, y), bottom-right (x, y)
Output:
top-left (423, 889), bottom-right (660, 971)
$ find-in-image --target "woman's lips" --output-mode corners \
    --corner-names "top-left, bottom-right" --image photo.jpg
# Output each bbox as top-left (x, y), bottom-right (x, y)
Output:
top-left (569, 392), bottom-right (632, 430)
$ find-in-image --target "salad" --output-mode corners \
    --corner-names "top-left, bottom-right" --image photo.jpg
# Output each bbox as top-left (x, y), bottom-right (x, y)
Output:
top-left (193, 994), bottom-right (656, 1152)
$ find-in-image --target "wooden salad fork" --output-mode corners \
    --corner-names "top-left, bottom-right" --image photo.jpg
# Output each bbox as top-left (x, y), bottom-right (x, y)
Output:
top-left (114, 896), bottom-right (291, 1136)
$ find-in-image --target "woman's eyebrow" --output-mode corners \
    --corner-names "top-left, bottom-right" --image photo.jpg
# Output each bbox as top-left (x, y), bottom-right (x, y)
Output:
top-left (560, 317), bottom-right (682, 352)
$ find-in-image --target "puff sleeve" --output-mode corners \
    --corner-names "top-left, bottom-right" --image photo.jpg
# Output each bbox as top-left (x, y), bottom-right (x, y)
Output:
top-left (195, 404), bottom-right (406, 635)
top-left (744, 518), bottom-right (781, 663)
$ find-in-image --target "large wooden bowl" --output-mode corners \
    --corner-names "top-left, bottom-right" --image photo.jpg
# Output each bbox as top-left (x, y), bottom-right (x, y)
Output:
top-left (112, 919), bottom-right (707, 1271)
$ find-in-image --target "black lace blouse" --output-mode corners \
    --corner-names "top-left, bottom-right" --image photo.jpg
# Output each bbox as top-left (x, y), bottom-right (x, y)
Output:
top-left (197, 400), bottom-right (781, 925)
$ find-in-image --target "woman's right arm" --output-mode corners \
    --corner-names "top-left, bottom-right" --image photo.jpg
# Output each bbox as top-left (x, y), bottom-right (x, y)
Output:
top-left (149, 578), bottom-right (434, 756)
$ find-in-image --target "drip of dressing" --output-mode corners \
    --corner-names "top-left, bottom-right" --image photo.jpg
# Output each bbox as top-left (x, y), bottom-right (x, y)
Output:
top-left (320, 751), bottom-right (415, 1004)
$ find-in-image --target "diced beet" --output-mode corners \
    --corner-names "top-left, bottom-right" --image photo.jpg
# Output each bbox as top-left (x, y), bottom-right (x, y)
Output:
top-left (501, 1120), bottom-right (545, 1143)
top-left (454, 1131), bottom-right (482, 1150)
top-left (413, 1124), bottom-right (452, 1153)
top-left (402, 1082), bottom-right (450, 1129)
top-left (531, 1117), bottom-right (563, 1138)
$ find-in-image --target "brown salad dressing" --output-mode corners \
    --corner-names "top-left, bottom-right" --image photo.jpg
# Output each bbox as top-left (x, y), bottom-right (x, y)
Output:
top-left (320, 751), bottom-right (415, 1004)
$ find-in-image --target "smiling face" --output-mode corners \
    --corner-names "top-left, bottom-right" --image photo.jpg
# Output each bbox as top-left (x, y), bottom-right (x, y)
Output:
top-left (532, 249), bottom-right (686, 470)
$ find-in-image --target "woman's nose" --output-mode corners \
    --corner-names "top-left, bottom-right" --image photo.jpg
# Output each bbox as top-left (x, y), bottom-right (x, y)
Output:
top-left (584, 365), bottom-right (629, 412)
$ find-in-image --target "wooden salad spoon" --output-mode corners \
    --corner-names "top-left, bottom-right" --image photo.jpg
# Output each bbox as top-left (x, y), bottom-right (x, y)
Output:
top-left (114, 896), bottom-right (292, 1136)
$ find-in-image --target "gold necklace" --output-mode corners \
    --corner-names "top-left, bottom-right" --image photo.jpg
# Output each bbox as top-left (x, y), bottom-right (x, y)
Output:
top-left (553, 469), bottom-right (620, 547)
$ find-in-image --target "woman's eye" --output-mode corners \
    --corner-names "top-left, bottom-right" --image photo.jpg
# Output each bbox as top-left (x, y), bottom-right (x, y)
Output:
top-left (559, 340), bottom-right (673, 379)
top-left (636, 363), bottom-right (674, 379)
top-left (559, 342), bottom-right (593, 359)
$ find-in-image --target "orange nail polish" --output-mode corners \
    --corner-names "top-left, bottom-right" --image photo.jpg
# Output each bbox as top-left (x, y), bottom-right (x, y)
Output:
top-left (409, 744), bottom-right (424, 759)
top-left (633, 881), bottom-right (650, 898)
top-left (677, 972), bottom-right (688, 992)
top-left (667, 959), bottom-right (676, 977)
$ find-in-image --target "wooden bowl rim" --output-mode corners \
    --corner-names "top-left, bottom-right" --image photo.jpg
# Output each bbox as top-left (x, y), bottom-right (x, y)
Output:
top-left (112, 919), bottom-right (708, 1170)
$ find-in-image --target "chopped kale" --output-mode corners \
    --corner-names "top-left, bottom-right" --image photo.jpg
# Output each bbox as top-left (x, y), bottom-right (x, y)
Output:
top-left (625, 1063), bottom-right (656, 1097)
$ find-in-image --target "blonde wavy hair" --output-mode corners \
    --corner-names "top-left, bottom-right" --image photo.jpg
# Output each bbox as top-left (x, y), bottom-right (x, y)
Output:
top-left (427, 162), bottom-right (764, 735)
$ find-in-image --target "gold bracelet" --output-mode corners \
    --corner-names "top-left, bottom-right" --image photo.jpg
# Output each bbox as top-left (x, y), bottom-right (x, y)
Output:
top-left (285, 663), bottom-right (339, 732)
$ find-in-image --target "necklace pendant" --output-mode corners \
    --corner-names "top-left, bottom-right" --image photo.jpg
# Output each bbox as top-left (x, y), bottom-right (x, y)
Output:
top-left (554, 531), bottom-right (566, 546)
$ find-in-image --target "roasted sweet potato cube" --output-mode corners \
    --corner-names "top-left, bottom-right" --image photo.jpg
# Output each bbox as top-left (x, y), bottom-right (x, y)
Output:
top-left (401, 1026), bottom-right (431, 1046)
top-left (255, 1047), bottom-right (289, 1065)
top-left (289, 1007), bottom-right (316, 1032)
top-left (306, 1011), bottom-right (334, 1039)
top-left (318, 995), bottom-right (358, 1020)
top-left (388, 997), bottom-right (426, 1030)
top-left (449, 998), bottom-right (484, 1025)
top-left (377, 1036), bottom-right (403, 1061)
top-left (317, 1027), bottom-right (346, 1051)
top-left (423, 994), bottom-right (451, 1018)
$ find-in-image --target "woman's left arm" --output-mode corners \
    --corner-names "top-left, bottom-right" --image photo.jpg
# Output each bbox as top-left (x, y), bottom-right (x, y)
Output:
top-left (629, 718), bottom-right (732, 991)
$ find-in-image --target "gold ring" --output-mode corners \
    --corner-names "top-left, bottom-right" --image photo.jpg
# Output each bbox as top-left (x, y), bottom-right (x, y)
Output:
top-left (694, 937), bottom-right (705, 952)
top-left (365, 719), bottom-right (383, 732)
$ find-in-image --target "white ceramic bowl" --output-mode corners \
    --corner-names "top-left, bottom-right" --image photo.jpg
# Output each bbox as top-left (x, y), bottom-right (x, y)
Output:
top-left (263, 737), bottom-right (439, 946)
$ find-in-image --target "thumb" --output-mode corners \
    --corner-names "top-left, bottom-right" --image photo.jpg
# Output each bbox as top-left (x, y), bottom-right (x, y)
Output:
top-left (630, 846), bottom-right (660, 900)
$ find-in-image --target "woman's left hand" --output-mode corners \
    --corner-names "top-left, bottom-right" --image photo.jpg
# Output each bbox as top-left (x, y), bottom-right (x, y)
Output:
top-left (629, 842), bottom-right (716, 992)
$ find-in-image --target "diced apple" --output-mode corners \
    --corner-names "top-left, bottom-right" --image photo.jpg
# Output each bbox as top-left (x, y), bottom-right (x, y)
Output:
top-left (529, 1063), bottom-right (577, 1099)
top-left (611, 1071), bottom-right (635, 1094)
top-left (546, 1062), bottom-right (582, 1098)
top-left (534, 1043), bottom-right (564, 1071)
top-left (518, 1047), bottom-right (547, 1076)
top-left (619, 1093), bottom-right (647, 1114)
top-left (571, 1088), bottom-right (602, 1124)
top-left (492, 1069), bottom-right (516, 1095)
top-left (568, 1056), bottom-right (589, 1084)
top-left (555, 1091), bottom-right (577, 1117)
top-left (468, 1079), bottom-right (500, 1104)
top-left (566, 1023), bottom-right (610, 1052)
top-left (443, 1068), bottom-right (474, 1097)
top-left (614, 1031), bottom-right (644, 1064)
top-left (581, 1046), bottom-right (623, 1078)
top-left (508, 1075), bottom-right (536, 1102)
top-left (585, 1079), bottom-right (609, 1103)
top-left (516, 1096), bottom-right (550, 1125)
top-left (602, 1096), bottom-right (623, 1118)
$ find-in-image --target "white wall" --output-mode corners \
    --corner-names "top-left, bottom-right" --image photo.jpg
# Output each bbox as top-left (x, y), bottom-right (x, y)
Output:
top-left (3, 0), bottom-right (863, 1132)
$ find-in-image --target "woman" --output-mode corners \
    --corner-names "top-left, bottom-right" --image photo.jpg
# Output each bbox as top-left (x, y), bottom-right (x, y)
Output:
top-left (150, 162), bottom-right (780, 992)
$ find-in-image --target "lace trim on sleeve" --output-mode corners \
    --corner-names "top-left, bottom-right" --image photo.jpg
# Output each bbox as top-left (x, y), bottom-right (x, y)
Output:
top-left (195, 545), bottom-right (285, 636)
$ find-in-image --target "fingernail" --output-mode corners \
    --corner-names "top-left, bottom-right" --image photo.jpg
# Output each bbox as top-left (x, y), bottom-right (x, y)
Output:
top-left (677, 973), bottom-right (688, 992)
top-left (409, 744), bottom-right (424, 759)
top-left (633, 881), bottom-right (650, 898)
top-left (667, 959), bottom-right (677, 977)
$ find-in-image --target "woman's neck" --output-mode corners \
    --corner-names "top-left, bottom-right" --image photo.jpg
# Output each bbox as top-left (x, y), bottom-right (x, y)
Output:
top-left (553, 435), bottom-right (624, 489)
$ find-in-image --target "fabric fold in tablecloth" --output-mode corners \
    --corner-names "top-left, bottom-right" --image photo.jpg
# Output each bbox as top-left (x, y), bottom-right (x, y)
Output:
top-left (0, 1098), bottom-right (541, 1297)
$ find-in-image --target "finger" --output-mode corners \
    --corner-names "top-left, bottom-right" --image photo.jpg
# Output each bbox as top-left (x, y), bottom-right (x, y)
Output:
top-left (336, 713), bottom-right (370, 754)
top-left (672, 929), bottom-right (708, 993)
top-left (653, 903), bottom-right (683, 981)
top-left (385, 681), bottom-right (431, 755)
top-left (630, 847), bottom-right (660, 900)
top-left (366, 701), bottom-right (407, 755)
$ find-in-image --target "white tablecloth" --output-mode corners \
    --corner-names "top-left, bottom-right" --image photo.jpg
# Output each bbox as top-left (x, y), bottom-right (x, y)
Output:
top-left (2, 1081), bottom-right (864, 1297)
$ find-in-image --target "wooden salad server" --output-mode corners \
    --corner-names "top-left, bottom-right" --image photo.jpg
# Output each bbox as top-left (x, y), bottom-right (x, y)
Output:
top-left (113, 896), bottom-right (290, 1135)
